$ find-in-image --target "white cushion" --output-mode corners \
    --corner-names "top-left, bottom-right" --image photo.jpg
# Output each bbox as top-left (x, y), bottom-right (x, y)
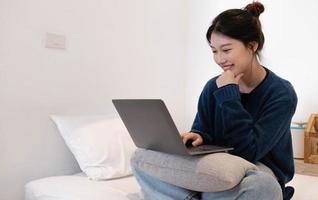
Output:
top-left (51, 115), bottom-right (136, 180)
top-left (25, 173), bottom-right (141, 200)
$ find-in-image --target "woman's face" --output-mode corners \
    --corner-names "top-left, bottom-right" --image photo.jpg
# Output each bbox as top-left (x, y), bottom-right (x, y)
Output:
top-left (210, 32), bottom-right (256, 76)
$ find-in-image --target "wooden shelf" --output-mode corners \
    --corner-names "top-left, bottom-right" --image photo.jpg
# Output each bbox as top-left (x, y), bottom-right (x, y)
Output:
top-left (309, 155), bottom-right (318, 164)
top-left (304, 113), bottom-right (318, 163)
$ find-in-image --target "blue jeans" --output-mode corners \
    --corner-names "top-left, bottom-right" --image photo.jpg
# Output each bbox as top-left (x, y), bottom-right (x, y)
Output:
top-left (131, 161), bottom-right (283, 200)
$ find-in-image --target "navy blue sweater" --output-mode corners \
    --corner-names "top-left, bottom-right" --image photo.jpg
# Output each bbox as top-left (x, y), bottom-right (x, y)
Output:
top-left (191, 68), bottom-right (297, 200)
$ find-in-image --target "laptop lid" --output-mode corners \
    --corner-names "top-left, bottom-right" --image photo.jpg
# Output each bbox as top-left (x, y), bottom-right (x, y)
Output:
top-left (112, 99), bottom-right (190, 155)
top-left (112, 99), bottom-right (233, 156)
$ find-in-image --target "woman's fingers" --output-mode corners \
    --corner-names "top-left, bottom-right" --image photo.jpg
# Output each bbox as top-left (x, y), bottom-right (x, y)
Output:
top-left (181, 132), bottom-right (193, 144)
top-left (192, 136), bottom-right (203, 146)
top-left (181, 132), bottom-right (203, 146)
top-left (216, 70), bottom-right (244, 87)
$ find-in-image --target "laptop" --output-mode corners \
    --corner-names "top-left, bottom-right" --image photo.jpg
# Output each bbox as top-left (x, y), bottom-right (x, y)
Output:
top-left (112, 99), bottom-right (233, 156)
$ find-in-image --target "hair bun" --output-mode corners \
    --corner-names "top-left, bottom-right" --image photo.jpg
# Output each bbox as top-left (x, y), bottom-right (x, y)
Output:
top-left (245, 1), bottom-right (264, 17)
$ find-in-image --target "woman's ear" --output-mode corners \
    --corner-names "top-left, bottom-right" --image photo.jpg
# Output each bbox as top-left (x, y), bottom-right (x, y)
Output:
top-left (248, 41), bottom-right (259, 52)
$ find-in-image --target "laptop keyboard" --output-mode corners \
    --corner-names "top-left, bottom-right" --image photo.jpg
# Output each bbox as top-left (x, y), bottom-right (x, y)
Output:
top-left (188, 145), bottom-right (213, 152)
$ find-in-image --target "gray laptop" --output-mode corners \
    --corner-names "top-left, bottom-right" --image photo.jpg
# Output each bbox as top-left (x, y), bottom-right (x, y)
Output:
top-left (112, 99), bottom-right (233, 156)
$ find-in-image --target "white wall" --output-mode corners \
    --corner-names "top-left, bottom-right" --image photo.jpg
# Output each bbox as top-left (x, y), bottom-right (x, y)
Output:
top-left (2, 0), bottom-right (318, 199)
top-left (185, 0), bottom-right (318, 126)
top-left (0, 0), bottom-right (187, 199)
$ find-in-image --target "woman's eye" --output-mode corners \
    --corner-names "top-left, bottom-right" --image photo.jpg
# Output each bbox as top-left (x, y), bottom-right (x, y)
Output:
top-left (223, 49), bottom-right (231, 52)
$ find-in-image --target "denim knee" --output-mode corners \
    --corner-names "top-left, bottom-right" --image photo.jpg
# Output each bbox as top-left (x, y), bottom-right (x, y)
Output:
top-left (130, 150), bottom-right (142, 173)
top-left (243, 170), bottom-right (283, 200)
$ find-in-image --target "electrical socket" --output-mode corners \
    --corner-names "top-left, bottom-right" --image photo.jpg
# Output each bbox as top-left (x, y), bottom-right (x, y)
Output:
top-left (45, 33), bottom-right (66, 49)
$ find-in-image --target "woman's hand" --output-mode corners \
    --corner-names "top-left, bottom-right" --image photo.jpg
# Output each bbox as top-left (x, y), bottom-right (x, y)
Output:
top-left (216, 70), bottom-right (244, 88)
top-left (181, 132), bottom-right (203, 147)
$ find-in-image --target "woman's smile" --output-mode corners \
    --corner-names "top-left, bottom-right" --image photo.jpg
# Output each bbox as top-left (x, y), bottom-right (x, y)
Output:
top-left (221, 64), bottom-right (234, 71)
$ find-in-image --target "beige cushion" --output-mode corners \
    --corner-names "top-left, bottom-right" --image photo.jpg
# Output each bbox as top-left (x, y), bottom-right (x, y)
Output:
top-left (131, 149), bottom-right (258, 192)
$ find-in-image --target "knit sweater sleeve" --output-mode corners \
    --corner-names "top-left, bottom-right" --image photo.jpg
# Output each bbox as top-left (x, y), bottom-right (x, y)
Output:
top-left (191, 112), bottom-right (213, 144)
top-left (214, 84), bottom-right (297, 163)
top-left (190, 80), bottom-right (216, 144)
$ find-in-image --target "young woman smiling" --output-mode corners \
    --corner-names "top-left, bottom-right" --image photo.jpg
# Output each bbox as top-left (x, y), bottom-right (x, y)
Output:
top-left (133, 2), bottom-right (297, 200)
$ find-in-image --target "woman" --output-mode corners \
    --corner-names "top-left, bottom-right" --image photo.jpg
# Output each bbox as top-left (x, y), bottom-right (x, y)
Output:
top-left (133, 2), bottom-right (297, 200)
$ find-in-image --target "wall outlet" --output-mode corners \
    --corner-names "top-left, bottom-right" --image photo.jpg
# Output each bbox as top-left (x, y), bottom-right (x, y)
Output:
top-left (45, 33), bottom-right (66, 49)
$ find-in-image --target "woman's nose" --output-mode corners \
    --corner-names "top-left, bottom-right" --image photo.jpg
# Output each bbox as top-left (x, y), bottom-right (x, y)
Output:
top-left (215, 53), bottom-right (227, 65)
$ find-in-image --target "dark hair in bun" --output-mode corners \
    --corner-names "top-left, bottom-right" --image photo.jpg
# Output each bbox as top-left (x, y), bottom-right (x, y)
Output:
top-left (245, 1), bottom-right (264, 18)
top-left (206, 1), bottom-right (265, 55)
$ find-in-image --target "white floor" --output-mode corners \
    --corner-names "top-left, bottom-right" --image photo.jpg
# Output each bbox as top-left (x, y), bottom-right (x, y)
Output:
top-left (287, 174), bottom-right (318, 200)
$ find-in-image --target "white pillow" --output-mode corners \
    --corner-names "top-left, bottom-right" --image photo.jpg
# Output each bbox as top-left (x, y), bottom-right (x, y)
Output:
top-left (51, 115), bottom-right (136, 180)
